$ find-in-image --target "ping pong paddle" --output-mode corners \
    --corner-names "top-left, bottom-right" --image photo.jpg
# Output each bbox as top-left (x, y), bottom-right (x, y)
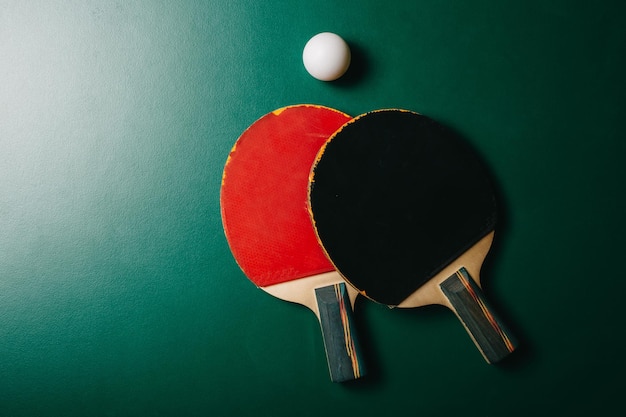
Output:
top-left (220, 104), bottom-right (366, 382)
top-left (308, 109), bottom-right (517, 364)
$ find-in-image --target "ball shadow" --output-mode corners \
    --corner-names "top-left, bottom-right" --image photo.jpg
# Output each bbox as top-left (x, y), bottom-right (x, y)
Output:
top-left (332, 41), bottom-right (371, 88)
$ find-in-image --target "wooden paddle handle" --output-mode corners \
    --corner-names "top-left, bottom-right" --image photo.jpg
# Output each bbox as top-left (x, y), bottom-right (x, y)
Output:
top-left (439, 268), bottom-right (517, 363)
top-left (315, 282), bottom-right (366, 382)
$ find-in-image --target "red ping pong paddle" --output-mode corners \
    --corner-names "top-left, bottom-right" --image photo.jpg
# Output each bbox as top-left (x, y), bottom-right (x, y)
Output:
top-left (220, 105), bottom-right (366, 382)
top-left (308, 109), bottom-right (517, 363)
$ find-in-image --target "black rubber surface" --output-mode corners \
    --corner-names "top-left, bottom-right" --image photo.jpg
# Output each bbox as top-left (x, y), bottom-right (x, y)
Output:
top-left (309, 110), bottom-right (496, 305)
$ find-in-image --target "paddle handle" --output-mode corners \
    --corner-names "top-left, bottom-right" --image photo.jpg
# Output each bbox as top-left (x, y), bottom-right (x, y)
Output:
top-left (315, 282), bottom-right (366, 382)
top-left (439, 268), bottom-right (517, 363)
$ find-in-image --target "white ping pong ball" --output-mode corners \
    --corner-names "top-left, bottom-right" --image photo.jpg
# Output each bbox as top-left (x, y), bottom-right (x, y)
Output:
top-left (302, 32), bottom-right (351, 81)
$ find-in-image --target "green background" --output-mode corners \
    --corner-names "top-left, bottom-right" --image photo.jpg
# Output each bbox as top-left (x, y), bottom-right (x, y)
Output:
top-left (1, 0), bottom-right (624, 415)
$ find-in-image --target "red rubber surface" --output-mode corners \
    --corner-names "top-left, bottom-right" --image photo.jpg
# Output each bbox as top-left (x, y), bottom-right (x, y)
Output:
top-left (220, 105), bottom-right (351, 287)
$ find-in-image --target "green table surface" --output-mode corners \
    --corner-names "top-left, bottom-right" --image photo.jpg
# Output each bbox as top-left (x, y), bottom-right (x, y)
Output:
top-left (1, 1), bottom-right (625, 416)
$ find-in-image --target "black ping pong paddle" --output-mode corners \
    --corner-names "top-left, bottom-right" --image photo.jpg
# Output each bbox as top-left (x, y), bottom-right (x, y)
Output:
top-left (308, 109), bottom-right (517, 363)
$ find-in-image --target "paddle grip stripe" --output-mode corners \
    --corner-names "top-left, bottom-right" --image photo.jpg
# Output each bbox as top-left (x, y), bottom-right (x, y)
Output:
top-left (315, 283), bottom-right (365, 382)
top-left (440, 268), bottom-right (517, 363)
